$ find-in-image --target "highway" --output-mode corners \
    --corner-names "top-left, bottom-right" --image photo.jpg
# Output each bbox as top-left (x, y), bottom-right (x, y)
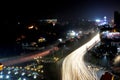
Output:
top-left (62, 33), bottom-right (102, 80)
top-left (0, 48), bottom-right (54, 66)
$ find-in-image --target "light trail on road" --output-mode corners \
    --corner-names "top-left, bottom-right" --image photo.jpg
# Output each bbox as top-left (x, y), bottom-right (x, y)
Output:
top-left (62, 33), bottom-right (100, 80)
top-left (1, 48), bottom-right (54, 66)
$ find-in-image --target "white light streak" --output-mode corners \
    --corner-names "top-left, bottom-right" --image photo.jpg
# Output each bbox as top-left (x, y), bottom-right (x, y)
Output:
top-left (62, 33), bottom-right (100, 80)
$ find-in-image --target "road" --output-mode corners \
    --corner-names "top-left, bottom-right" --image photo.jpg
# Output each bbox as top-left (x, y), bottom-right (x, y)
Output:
top-left (62, 33), bottom-right (104, 80)
top-left (0, 48), bottom-right (54, 66)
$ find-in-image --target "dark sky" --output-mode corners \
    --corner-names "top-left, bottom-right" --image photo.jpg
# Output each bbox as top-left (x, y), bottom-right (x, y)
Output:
top-left (2, 0), bottom-right (120, 20)
top-left (17, 0), bottom-right (120, 20)
top-left (53, 0), bottom-right (120, 20)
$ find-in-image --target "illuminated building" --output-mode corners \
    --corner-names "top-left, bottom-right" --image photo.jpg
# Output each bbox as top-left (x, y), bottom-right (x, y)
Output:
top-left (40, 19), bottom-right (57, 26)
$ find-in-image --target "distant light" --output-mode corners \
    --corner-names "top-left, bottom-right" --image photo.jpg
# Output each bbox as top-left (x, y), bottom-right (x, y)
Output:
top-left (41, 70), bottom-right (44, 73)
top-left (6, 75), bottom-right (10, 79)
top-left (104, 16), bottom-right (107, 22)
top-left (33, 75), bottom-right (37, 79)
top-left (76, 33), bottom-right (78, 36)
top-left (23, 78), bottom-right (26, 80)
top-left (52, 22), bottom-right (56, 26)
top-left (8, 71), bottom-right (11, 74)
top-left (111, 19), bottom-right (114, 23)
top-left (38, 37), bottom-right (46, 43)
top-left (71, 31), bottom-right (76, 36)
top-left (21, 72), bottom-right (25, 76)
top-left (95, 19), bottom-right (101, 22)
top-left (79, 31), bottom-right (82, 34)
top-left (28, 25), bottom-right (34, 29)
top-left (18, 22), bottom-right (20, 24)
top-left (14, 72), bottom-right (18, 75)
top-left (0, 75), bottom-right (3, 78)
top-left (67, 30), bottom-right (76, 39)
top-left (58, 38), bottom-right (62, 42)
top-left (104, 16), bottom-right (107, 19)
top-left (117, 48), bottom-right (120, 53)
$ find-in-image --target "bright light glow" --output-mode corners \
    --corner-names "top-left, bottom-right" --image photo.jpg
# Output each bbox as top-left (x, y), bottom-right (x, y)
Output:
top-left (38, 37), bottom-right (46, 43)
top-left (33, 75), bottom-right (37, 79)
top-left (28, 25), bottom-right (34, 29)
top-left (104, 16), bottom-right (107, 22)
top-left (6, 75), bottom-right (10, 79)
top-left (76, 33), bottom-right (78, 36)
top-left (21, 72), bottom-right (25, 76)
top-left (52, 22), bottom-right (56, 26)
top-left (67, 30), bottom-right (77, 39)
top-left (58, 38), bottom-right (62, 42)
top-left (95, 19), bottom-right (101, 22)
top-left (79, 31), bottom-right (82, 34)
top-left (8, 71), bottom-right (11, 74)
top-left (41, 70), bottom-right (44, 73)
top-left (62, 33), bottom-right (100, 80)
top-left (0, 75), bottom-right (3, 78)
top-left (104, 16), bottom-right (107, 19)
top-left (14, 72), bottom-right (18, 75)
top-left (71, 31), bottom-right (76, 36)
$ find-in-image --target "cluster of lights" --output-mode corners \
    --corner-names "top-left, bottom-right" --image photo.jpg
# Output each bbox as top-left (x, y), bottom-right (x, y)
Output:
top-left (38, 37), bottom-right (46, 43)
top-left (0, 65), bottom-right (44, 80)
top-left (95, 16), bottom-right (108, 26)
top-left (67, 30), bottom-right (82, 39)
top-left (34, 56), bottom-right (60, 63)
top-left (28, 25), bottom-right (38, 30)
top-left (53, 57), bottom-right (59, 62)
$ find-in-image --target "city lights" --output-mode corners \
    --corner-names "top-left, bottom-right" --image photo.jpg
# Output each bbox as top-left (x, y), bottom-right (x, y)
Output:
top-left (1, 9), bottom-right (120, 80)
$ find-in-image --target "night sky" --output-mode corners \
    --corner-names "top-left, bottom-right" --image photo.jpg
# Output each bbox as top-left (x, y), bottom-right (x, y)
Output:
top-left (9, 0), bottom-right (120, 19)
top-left (1, 0), bottom-right (120, 20)
top-left (45, 0), bottom-right (120, 20)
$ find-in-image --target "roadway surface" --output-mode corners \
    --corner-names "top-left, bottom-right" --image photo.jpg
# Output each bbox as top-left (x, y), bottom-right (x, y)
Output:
top-left (0, 48), bottom-right (54, 66)
top-left (62, 33), bottom-right (105, 80)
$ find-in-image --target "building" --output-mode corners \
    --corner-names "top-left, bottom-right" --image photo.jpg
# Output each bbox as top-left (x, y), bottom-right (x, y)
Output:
top-left (114, 11), bottom-right (120, 31)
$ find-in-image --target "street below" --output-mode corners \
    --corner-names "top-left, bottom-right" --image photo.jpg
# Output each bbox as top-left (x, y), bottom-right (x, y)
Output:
top-left (62, 33), bottom-right (104, 80)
